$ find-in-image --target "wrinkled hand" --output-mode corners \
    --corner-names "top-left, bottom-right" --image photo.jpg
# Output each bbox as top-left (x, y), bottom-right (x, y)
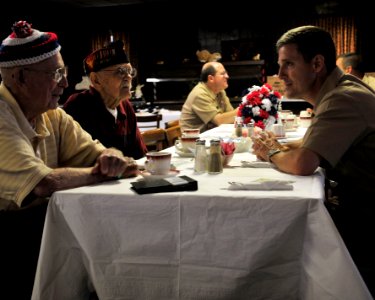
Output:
top-left (92, 148), bottom-right (139, 178)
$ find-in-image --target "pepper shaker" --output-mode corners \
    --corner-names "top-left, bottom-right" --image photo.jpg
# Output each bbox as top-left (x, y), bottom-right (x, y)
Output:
top-left (208, 139), bottom-right (223, 174)
top-left (235, 118), bottom-right (243, 137)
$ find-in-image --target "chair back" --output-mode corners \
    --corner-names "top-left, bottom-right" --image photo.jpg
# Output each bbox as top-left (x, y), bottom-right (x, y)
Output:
top-left (165, 125), bottom-right (181, 147)
top-left (141, 128), bottom-right (167, 151)
top-left (164, 119), bottom-right (179, 129)
top-left (136, 114), bottom-right (162, 129)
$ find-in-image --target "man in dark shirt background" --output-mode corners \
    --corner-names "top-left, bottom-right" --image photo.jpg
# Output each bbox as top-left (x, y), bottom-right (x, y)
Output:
top-left (64, 40), bottom-right (147, 159)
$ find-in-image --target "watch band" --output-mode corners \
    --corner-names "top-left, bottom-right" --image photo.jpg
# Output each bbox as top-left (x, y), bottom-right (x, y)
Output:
top-left (267, 148), bottom-right (281, 161)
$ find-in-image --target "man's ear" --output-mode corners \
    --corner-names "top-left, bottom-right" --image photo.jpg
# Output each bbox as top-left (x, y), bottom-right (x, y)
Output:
top-left (312, 54), bottom-right (325, 72)
top-left (90, 72), bottom-right (100, 86)
top-left (207, 74), bottom-right (215, 83)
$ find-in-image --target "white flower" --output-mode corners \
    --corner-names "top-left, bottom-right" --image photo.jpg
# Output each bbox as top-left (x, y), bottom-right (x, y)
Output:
top-left (237, 83), bottom-right (282, 128)
top-left (252, 106), bottom-right (261, 116)
top-left (264, 115), bottom-right (277, 130)
top-left (262, 98), bottom-right (272, 111)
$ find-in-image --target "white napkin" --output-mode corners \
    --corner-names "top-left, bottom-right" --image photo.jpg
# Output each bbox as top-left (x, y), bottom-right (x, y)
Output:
top-left (241, 160), bottom-right (273, 168)
top-left (228, 178), bottom-right (294, 190)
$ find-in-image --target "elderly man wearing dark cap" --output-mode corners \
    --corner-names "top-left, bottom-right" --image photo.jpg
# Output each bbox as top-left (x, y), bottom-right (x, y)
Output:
top-left (0, 21), bottom-right (138, 299)
top-left (63, 40), bottom-right (147, 159)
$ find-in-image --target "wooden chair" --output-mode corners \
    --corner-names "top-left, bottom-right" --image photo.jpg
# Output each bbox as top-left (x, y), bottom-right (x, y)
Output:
top-left (136, 114), bottom-right (162, 129)
top-left (164, 119), bottom-right (179, 129)
top-left (141, 128), bottom-right (167, 151)
top-left (165, 125), bottom-right (181, 147)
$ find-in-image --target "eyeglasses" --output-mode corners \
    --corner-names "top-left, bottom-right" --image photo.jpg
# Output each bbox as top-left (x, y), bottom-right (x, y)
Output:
top-left (24, 66), bottom-right (68, 83)
top-left (101, 66), bottom-right (137, 78)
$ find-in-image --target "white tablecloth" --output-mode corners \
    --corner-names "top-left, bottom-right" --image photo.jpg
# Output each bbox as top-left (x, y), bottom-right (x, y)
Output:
top-left (32, 126), bottom-right (372, 300)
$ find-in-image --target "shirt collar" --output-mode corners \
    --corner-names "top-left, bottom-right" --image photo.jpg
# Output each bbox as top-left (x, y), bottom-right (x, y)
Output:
top-left (315, 67), bottom-right (345, 108)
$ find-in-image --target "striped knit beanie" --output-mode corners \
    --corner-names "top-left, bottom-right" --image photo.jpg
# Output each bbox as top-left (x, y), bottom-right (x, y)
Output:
top-left (84, 40), bottom-right (129, 74)
top-left (0, 20), bottom-right (61, 68)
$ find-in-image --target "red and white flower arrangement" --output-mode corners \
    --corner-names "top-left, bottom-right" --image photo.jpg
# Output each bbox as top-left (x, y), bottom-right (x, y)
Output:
top-left (237, 83), bottom-right (282, 130)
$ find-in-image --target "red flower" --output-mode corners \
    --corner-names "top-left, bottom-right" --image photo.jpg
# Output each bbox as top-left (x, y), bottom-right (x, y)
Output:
top-left (237, 83), bottom-right (281, 129)
top-left (254, 120), bottom-right (265, 129)
top-left (259, 110), bottom-right (269, 119)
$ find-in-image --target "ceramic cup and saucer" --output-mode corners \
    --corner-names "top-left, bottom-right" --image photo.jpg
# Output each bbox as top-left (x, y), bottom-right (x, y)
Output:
top-left (141, 151), bottom-right (180, 181)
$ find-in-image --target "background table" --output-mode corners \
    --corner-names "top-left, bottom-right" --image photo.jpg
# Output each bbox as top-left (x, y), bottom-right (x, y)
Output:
top-left (136, 109), bottom-right (181, 131)
top-left (32, 127), bottom-right (372, 300)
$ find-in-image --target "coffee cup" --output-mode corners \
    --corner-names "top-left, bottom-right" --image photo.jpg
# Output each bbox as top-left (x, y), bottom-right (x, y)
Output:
top-left (182, 128), bottom-right (200, 137)
top-left (280, 110), bottom-right (292, 126)
top-left (299, 110), bottom-right (312, 127)
top-left (175, 136), bottom-right (199, 153)
top-left (271, 123), bottom-right (286, 138)
top-left (144, 152), bottom-right (172, 175)
top-left (285, 114), bottom-right (296, 130)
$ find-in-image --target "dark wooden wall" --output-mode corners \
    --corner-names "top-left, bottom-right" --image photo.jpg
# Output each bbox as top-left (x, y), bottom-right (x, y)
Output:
top-left (2, 0), bottom-right (373, 108)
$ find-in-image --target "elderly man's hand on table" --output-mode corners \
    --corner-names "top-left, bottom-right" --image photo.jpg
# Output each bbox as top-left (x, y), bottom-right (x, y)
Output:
top-left (92, 148), bottom-right (139, 178)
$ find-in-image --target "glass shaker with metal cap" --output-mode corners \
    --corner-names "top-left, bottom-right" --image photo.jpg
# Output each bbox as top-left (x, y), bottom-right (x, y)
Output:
top-left (235, 117), bottom-right (243, 137)
top-left (194, 139), bottom-right (207, 174)
top-left (208, 139), bottom-right (223, 174)
top-left (247, 122), bottom-right (254, 138)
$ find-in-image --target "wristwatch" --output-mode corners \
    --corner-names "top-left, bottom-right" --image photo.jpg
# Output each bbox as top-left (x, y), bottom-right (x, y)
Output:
top-left (267, 148), bottom-right (281, 161)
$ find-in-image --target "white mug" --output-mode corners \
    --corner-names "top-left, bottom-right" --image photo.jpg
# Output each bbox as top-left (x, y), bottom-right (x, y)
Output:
top-left (285, 114), bottom-right (296, 130)
top-left (299, 111), bottom-right (312, 128)
top-left (144, 152), bottom-right (171, 175)
top-left (271, 123), bottom-right (286, 138)
top-left (280, 110), bottom-right (292, 126)
top-left (182, 128), bottom-right (200, 137)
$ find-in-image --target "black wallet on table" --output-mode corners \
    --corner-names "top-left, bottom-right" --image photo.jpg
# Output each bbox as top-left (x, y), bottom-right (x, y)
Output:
top-left (131, 175), bottom-right (198, 195)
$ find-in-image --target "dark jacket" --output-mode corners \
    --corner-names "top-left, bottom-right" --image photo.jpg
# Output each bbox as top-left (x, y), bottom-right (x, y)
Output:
top-left (64, 87), bottom-right (147, 159)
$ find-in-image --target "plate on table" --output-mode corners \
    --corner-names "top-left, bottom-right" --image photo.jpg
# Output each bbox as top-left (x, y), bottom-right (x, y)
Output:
top-left (175, 148), bottom-right (195, 158)
top-left (285, 128), bottom-right (297, 132)
top-left (140, 169), bottom-right (180, 181)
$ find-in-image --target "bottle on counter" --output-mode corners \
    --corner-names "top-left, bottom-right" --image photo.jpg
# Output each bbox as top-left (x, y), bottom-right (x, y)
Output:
top-left (194, 139), bottom-right (207, 174)
top-left (208, 139), bottom-right (223, 174)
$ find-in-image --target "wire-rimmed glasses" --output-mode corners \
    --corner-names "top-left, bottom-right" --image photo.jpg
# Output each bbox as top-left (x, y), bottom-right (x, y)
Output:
top-left (101, 66), bottom-right (137, 78)
top-left (23, 66), bottom-right (68, 83)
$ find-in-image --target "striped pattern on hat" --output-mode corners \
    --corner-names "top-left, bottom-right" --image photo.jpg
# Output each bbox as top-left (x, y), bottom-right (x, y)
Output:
top-left (0, 21), bottom-right (61, 68)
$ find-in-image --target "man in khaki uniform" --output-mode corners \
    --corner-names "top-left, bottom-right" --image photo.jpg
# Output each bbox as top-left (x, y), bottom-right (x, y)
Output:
top-left (180, 62), bottom-right (238, 133)
top-left (253, 26), bottom-right (375, 296)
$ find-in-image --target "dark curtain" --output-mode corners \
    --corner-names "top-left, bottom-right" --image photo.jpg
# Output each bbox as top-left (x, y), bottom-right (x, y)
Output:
top-left (312, 16), bottom-right (357, 56)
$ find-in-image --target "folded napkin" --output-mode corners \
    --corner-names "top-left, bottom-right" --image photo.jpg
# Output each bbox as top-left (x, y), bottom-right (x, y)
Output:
top-left (241, 160), bottom-right (273, 168)
top-left (228, 178), bottom-right (294, 190)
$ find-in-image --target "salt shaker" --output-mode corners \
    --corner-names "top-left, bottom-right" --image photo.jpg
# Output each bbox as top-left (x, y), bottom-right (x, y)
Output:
top-left (246, 123), bottom-right (254, 138)
top-left (208, 139), bottom-right (223, 174)
top-left (194, 139), bottom-right (207, 174)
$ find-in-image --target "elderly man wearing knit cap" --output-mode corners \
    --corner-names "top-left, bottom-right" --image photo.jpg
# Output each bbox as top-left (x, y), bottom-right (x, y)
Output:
top-left (63, 40), bottom-right (147, 159)
top-left (0, 21), bottom-right (138, 299)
